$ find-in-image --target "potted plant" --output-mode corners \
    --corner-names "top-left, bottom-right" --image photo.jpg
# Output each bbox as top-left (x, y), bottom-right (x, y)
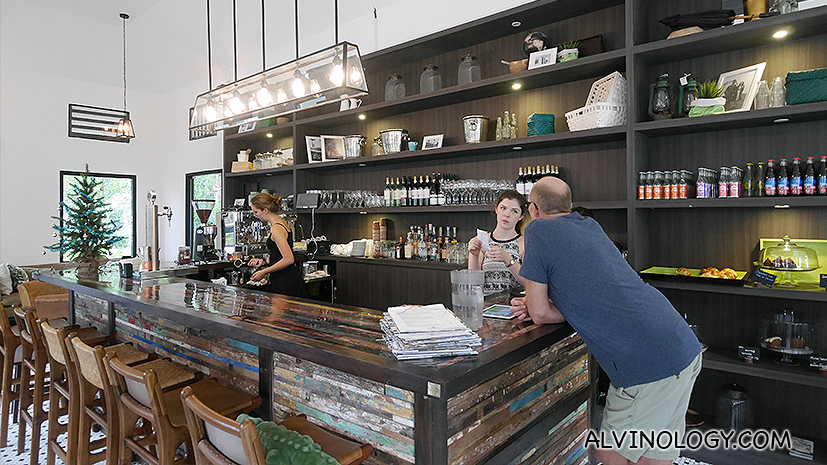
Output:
top-left (557, 40), bottom-right (580, 63)
top-left (688, 80), bottom-right (726, 117)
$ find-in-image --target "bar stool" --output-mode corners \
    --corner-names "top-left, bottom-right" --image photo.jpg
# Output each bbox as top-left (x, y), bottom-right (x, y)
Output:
top-left (181, 387), bottom-right (373, 465)
top-left (14, 306), bottom-right (106, 465)
top-left (108, 355), bottom-right (261, 465)
top-left (0, 303), bottom-right (23, 448)
top-left (67, 334), bottom-right (156, 465)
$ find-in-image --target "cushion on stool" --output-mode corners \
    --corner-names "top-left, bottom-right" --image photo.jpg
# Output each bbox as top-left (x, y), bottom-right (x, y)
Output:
top-left (168, 378), bottom-right (260, 428)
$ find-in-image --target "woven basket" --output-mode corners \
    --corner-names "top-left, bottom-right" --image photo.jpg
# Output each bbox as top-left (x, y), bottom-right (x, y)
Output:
top-left (527, 113), bottom-right (555, 136)
top-left (786, 67), bottom-right (827, 105)
top-left (565, 102), bottom-right (627, 131)
top-left (586, 71), bottom-right (627, 106)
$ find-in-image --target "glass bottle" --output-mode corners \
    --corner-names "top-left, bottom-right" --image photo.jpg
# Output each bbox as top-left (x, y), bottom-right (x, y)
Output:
top-left (756, 161), bottom-right (766, 197)
top-left (719, 166), bottom-right (730, 198)
top-left (663, 171), bottom-right (672, 199)
top-left (458, 54), bottom-right (481, 85)
top-left (384, 74), bottom-right (405, 101)
top-left (495, 117), bottom-right (503, 141)
top-left (671, 170), bottom-right (680, 199)
top-left (819, 156), bottom-right (827, 195)
top-left (744, 163), bottom-right (755, 197)
top-left (790, 157), bottom-right (802, 195)
top-left (645, 171), bottom-right (654, 200)
top-left (510, 113), bottom-right (518, 139)
top-left (803, 157), bottom-right (816, 195)
top-left (765, 159), bottom-right (777, 196)
top-left (754, 80), bottom-right (771, 109)
top-left (653, 171), bottom-right (664, 199)
top-left (419, 64), bottom-right (442, 93)
top-left (777, 158), bottom-right (790, 196)
top-left (729, 166), bottom-right (742, 198)
top-left (770, 76), bottom-right (786, 108)
top-left (638, 172), bottom-right (646, 200)
top-left (502, 111), bottom-right (511, 139)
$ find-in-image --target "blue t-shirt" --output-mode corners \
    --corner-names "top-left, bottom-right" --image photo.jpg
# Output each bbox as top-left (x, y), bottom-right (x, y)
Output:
top-left (520, 213), bottom-right (700, 387)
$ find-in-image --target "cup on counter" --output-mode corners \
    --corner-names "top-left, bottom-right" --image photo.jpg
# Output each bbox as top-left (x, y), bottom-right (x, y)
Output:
top-left (340, 98), bottom-right (363, 111)
top-left (450, 269), bottom-right (485, 330)
top-left (408, 141), bottom-right (418, 151)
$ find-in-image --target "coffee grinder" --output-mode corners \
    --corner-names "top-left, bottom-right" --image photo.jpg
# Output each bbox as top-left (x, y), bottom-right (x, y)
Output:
top-left (192, 199), bottom-right (219, 262)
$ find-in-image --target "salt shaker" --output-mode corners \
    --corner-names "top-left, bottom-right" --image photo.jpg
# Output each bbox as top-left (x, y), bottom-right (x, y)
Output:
top-left (770, 76), bottom-right (786, 108)
top-left (754, 80), bottom-right (771, 109)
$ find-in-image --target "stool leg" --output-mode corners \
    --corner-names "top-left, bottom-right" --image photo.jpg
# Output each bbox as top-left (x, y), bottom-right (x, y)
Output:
top-left (77, 385), bottom-right (96, 465)
top-left (0, 354), bottom-right (14, 447)
top-left (46, 381), bottom-right (59, 465)
top-left (16, 360), bottom-right (30, 454)
top-left (29, 357), bottom-right (47, 465)
top-left (118, 406), bottom-right (140, 465)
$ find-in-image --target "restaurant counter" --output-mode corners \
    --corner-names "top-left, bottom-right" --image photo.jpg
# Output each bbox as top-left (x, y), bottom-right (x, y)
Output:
top-left (37, 269), bottom-right (591, 465)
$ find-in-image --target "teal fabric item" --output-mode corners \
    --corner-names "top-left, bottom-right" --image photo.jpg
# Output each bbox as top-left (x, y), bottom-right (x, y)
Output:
top-left (527, 113), bottom-right (555, 136)
top-left (237, 415), bottom-right (339, 465)
top-left (786, 68), bottom-right (827, 105)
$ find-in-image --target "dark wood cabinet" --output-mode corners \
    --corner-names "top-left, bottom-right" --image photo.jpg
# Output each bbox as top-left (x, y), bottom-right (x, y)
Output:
top-left (222, 0), bottom-right (827, 453)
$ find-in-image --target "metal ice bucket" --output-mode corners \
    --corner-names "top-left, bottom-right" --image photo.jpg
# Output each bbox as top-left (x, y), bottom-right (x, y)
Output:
top-left (462, 115), bottom-right (489, 143)
top-left (343, 135), bottom-right (366, 158)
top-left (379, 129), bottom-right (409, 153)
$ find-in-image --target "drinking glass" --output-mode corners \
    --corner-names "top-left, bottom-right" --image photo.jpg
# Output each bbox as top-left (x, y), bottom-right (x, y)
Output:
top-left (332, 190), bottom-right (344, 209)
top-left (770, 76), bottom-right (786, 108)
top-left (754, 80), bottom-right (770, 109)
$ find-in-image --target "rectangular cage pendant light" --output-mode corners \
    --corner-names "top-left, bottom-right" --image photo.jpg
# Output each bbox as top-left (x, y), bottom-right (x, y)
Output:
top-left (68, 104), bottom-right (133, 143)
top-left (189, 42), bottom-right (368, 132)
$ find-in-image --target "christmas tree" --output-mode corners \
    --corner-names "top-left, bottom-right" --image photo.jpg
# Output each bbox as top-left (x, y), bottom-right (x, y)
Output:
top-left (46, 165), bottom-right (122, 278)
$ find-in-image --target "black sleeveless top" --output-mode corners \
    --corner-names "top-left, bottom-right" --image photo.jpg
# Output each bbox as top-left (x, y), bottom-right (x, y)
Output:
top-left (265, 223), bottom-right (309, 298)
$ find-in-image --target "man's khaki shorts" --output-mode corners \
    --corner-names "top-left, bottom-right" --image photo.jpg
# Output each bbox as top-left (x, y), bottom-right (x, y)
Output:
top-left (599, 352), bottom-right (702, 462)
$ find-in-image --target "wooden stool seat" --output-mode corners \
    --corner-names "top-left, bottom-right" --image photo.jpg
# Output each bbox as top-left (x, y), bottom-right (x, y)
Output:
top-left (166, 378), bottom-right (259, 428)
top-left (104, 343), bottom-right (153, 366)
top-left (279, 414), bottom-right (373, 465)
top-left (72, 326), bottom-right (108, 347)
top-left (134, 358), bottom-right (198, 389)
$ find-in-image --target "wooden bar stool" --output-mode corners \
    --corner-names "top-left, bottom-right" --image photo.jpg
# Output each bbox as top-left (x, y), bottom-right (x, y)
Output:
top-left (108, 356), bottom-right (261, 465)
top-left (181, 387), bottom-right (372, 465)
top-left (14, 306), bottom-right (106, 465)
top-left (67, 334), bottom-right (154, 465)
top-left (0, 303), bottom-right (23, 448)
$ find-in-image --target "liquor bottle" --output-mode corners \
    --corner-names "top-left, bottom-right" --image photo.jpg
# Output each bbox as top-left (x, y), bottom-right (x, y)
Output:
top-left (430, 173), bottom-right (439, 206)
top-left (820, 156), bottom-right (827, 195)
top-left (803, 157), bottom-right (816, 195)
top-left (744, 163), bottom-right (754, 197)
top-left (777, 158), bottom-right (789, 196)
top-left (756, 162), bottom-right (766, 197)
top-left (765, 159), bottom-right (776, 196)
top-left (451, 227), bottom-right (458, 243)
top-left (524, 167), bottom-right (535, 201)
top-left (439, 228), bottom-right (447, 261)
top-left (395, 237), bottom-right (404, 259)
top-left (516, 167), bottom-right (525, 195)
top-left (437, 173), bottom-right (446, 205)
top-left (422, 175), bottom-right (430, 206)
top-left (535, 165), bottom-right (542, 182)
top-left (638, 172), bottom-right (646, 200)
top-left (790, 158), bottom-right (802, 195)
top-left (383, 177), bottom-right (391, 206)
top-left (400, 176), bottom-right (409, 206)
top-left (405, 228), bottom-right (414, 257)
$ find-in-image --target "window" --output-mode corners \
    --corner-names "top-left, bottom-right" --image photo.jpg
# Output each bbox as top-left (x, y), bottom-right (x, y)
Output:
top-left (60, 170), bottom-right (137, 261)
top-left (185, 170), bottom-right (222, 250)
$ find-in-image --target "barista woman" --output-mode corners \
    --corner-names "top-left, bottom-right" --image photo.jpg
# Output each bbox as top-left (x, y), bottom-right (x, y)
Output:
top-left (467, 190), bottom-right (528, 295)
top-left (248, 193), bottom-right (309, 299)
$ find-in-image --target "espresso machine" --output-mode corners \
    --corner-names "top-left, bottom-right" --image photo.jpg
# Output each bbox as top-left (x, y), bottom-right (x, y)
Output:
top-left (192, 199), bottom-right (220, 262)
top-left (222, 209), bottom-right (269, 258)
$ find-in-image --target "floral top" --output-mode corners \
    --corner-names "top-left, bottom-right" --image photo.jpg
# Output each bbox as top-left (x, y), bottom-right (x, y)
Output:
top-left (481, 232), bottom-right (522, 295)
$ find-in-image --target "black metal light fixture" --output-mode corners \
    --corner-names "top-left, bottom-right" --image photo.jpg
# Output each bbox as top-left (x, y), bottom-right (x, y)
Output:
top-left (116, 13), bottom-right (135, 139)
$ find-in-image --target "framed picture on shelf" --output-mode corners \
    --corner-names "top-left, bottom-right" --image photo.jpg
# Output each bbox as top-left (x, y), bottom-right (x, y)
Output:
top-left (717, 62), bottom-right (766, 112)
top-left (527, 47), bottom-right (557, 70)
top-left (422, 134), bottom-right (444, 150)
top-left (306, 136), bottom-right (323, 163)
top-left (321, 135), bottom-right (345, 161)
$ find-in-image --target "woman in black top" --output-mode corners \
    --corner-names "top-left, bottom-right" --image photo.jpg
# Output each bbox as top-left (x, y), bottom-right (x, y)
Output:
top-left (247, 193), bottom-right (309, 298)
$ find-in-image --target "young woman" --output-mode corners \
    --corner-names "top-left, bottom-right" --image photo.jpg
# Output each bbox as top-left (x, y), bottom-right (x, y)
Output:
top-left (247, 193), bottom-right (309, 299)
top-left (467, 190), bottom-right (528, 295)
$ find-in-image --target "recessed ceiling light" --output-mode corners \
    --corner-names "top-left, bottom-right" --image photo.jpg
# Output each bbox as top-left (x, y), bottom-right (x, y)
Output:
top-left (512, 82), bottom-right (522, 90)
top-left (772, 29), bottom-right (788, 39)
top-left (266, 133), bottom-right (273, 138)
top-left (774, 118), bottom-right (790, 123)
top-left (358, 114), bottom-right (366, 120)
top-left (512, 146), bottom-right (522, 150)
top-left (511, 21), bottom-right (521, 28)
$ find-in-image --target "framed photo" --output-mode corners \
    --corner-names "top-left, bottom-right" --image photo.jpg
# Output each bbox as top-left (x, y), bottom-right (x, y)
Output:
top-left (238, 121), bottom-right (257, 133)
top-left (321, 135), bottom-right (345, 161)
top-left (306, 136), bottom-right (323, 163)
top-left (422, 134), bottom-right (444, 150)
top-left (717, 62), bottom-right (766, 112)
top-left (527, 47), bottom-right (558, 70)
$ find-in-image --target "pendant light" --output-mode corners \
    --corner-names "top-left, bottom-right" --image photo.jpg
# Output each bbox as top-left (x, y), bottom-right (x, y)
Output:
top-left (116, 13), bottom-right (135, 139)
top-left (189, 0), bottom-right (368, 133)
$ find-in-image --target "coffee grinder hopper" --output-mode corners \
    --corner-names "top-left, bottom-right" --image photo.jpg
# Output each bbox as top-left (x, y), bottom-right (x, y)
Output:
top-left (192, 199), bottom-right (216, 225)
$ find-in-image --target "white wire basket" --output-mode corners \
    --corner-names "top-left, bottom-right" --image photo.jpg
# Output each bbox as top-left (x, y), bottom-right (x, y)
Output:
top-left (565, 71), bottom-right (628, 131)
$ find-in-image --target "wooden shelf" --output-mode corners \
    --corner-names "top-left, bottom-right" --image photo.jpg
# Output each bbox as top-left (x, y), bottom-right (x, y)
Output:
top-left (225, 166), bottom-right (295, 178)
top-left (317, 254), bottom-right (465, 271)
top-left (634, 6), bottom-right (827, 64)
top-left (635, 196), bottom-right (827, 208)
top-left (294, 126), bottom-right (626, 171)
top-left (634, 101), bottom-right (827, 137)
top-left (702, 348), bottom-right (827, 389)
top-left (646, 280), bottom-right (827, 302)
top-left (299, 200), bottom-right (626, 215)
top-left (224, 121), bottom-right (295, 140)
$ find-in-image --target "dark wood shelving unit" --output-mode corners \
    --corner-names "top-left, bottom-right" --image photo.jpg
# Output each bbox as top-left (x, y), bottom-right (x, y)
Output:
top-left (702, 349), bottom-right (827, 389)
top-left (647, 279), bottom-right (827, 302)
top-left (635, 196), bottom-right (827, 208)
top-left (225, 165), bottom-right (294, 178)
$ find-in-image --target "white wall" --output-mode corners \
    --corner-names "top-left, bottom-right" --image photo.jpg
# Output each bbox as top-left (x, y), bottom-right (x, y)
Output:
top-left (1, 0), bottom-right (530, 266)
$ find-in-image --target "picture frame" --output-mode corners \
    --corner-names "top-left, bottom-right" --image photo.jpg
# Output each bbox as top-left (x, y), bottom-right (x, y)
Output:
top-left (527, 47), bottom-right (558, 70)
top-left (305, 136), bottom-right (323, 163)
top-left (238, 121), bottom-right (257, 133)
top-left (321, 135), bottom-right (346, 161)
top-left (422, 134), bottom-right (444, 150)
top-left (717, 62), bottom-right (766, 112)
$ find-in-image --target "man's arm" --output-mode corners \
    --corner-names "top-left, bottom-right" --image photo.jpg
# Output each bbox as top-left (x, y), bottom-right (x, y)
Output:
top-left (523, 279), bottom-right (565, 324)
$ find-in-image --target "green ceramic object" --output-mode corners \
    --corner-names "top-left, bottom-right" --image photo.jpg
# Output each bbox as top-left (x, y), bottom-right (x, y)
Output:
top-left (688, 104), bottom-right (725, 117)
top-left (238, 414), bottom-right (339, 465)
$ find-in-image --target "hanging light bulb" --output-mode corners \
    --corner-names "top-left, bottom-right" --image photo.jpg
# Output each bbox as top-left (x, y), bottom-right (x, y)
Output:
top-left (329, 55), bottom-right (344, 86)
top-left (256, 79), bottom-right (272, 106)
top-left (228, 90), bottom-right (245, 114)
top-left (310, 79), bottom-right (321, 94)
top-left (205, 98), bottom-right (218, 122)
top-left (292, 69), bottom-right (306, 98)
top-left (350, 66), bottom-right (363, 85)
top-left (247, 93), bottom-right (259, 111)
top-left (276, 88), bottom-right (288, 103)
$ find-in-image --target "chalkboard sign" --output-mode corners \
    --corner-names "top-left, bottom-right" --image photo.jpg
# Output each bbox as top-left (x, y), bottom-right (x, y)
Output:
top-left (820, 273), bottom-right (826, 288)
top-left (753, 269), bottom-right (777, 288)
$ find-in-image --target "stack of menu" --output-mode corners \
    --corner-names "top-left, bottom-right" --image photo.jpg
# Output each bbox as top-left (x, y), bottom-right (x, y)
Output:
top-left (381, 304), bottom-right (482, 360)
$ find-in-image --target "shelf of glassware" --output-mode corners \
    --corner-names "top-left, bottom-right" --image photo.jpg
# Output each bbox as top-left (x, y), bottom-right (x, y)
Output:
top-left (298, 200), bottom-right (627, 215)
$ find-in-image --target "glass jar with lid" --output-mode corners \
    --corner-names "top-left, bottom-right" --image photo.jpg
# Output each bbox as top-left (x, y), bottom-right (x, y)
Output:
top-left (458, 54), bottom-right (481, 85)
top-left (385, 74), bottom-right (406, 101)
top-left (756, 235), bottom-right (821, 287)
top-left (420, 64), bottom-right (442, 93)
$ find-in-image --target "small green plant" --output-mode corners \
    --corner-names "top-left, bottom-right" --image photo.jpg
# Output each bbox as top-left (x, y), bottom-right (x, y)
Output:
top-left (561, 40), bottom-right (580, 50)
top-left (697, 80), bottom-right (722, 98)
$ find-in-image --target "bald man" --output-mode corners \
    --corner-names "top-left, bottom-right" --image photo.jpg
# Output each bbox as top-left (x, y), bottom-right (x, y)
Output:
top-left (510, 176), bottom-right (701, 465)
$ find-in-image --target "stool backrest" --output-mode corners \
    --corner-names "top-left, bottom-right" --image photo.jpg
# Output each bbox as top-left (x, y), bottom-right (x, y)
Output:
top-left (0, 304), bottom-right (16, 348)
top-left (12, 305), bottom-right (34, 345)
top-left (40, 319), bottom-right (71, 367)
top-left (181, 386), bottom-right (266, 465)
top-left (17, 281), bottom-right (68, 308)
top-left (68, 335), bottom-right (107, 391)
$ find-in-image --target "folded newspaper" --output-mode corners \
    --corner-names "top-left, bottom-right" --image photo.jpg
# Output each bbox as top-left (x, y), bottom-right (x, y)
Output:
top-left (382, 304), bottom-right (482, 360)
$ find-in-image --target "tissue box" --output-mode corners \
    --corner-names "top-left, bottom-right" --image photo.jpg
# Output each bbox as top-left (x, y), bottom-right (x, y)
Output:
top-left (527, 113), bottom-right (555, 136)
top-left (786, 67), bottom-right (827, 105)
top-left (231, 161), bottom-right (253, 172)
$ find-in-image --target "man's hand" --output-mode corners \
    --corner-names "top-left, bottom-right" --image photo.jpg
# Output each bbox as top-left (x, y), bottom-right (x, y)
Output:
top-left (510, 297), bottom-right (532, 321)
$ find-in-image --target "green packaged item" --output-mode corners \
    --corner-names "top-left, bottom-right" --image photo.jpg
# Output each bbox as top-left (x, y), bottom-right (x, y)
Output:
top-left (785, 68), bottom-right (827, 105)
top-left (527, 113), bottom-right (555, 136)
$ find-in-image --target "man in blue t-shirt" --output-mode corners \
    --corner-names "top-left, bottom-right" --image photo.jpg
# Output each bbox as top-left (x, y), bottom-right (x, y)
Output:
top-left (510, 176), bottom-right (702, 465)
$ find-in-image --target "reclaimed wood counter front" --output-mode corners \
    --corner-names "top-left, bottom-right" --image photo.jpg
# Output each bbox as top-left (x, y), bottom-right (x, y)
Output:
top-left (38, 269), bottom-right (590, 465)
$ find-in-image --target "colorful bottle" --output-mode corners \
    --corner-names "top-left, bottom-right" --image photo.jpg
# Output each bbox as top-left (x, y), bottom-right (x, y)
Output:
top-left (777, 158), bottom-right (789, 196)
top-left (765, 159), bottom-right (777, 196)
top-left (803, 157), bottom-right (816, 195)
top-left (790, 158), bottom-right (802, 195)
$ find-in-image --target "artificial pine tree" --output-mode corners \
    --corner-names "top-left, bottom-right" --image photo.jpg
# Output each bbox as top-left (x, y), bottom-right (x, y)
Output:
top-left (46, 164), bottom-right (122, 280)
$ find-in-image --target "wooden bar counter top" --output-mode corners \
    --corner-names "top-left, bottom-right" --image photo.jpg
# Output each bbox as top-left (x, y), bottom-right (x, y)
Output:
top-left (37, 269), bottom-right (591, 465)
